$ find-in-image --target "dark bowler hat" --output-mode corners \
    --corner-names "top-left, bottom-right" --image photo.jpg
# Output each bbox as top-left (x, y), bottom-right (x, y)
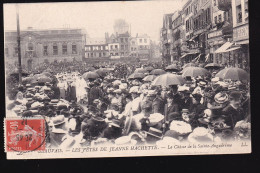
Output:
top-left (229, 91), bottom-right (242, 101)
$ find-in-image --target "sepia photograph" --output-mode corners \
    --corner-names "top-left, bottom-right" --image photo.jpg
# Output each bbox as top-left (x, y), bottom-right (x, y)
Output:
top-left (3, 0), bottom-right (251, 159)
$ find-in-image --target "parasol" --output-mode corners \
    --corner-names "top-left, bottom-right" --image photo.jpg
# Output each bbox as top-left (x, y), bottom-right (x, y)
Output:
top-left (182, 63), bottom-right (197, 69)
top-left (143, 75), bottom-right (157, 82)
top-left (205, 63), bottom-right (222, 69)
top-left (165, 64), bottom-right (180, 71)
top-left (128, 73), bottom-right (145, 79)
top-left (134, 68), bottom-right (148, 74)
top-left (215, 67), bottom-right (249, 81)
top-left (150, 69), bottom-right (166, 75)
top-left (82, 71), bottom-right (100, 79)
top-left (182, 67), bottom-right (210, 78)
top-left (151, 73), bottom-right (185, 86)
top-left (144, 66), bottom-right (154, 72)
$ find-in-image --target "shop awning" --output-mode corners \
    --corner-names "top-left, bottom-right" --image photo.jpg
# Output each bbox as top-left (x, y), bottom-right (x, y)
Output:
top-left (205, 54), bottom-right (210, 63)
top-left (224, 46), bottom-right (241, 52)
top-left (214, 41), bottom-right (233, 53)
top-left (236, 40), bottom-right (249, 45)
top-left (194, 54), bottom-right (201, 62)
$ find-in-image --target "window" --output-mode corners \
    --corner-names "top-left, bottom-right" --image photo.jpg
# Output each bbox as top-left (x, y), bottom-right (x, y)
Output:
top-left (72, 44), bottom-right (77, 54)
top-left (131, 47), bottom-right (133, 51)
top-left (218, 14), bottom-right (222, 22)
top-left (5, 48), bottom-right (9, 56)
top-left (139, 39), bottom-right (142, 43)
top-left (245, 0), bottom-right (248, 21)
top-left (215, 16), bottom-right (218, 24)
top-left (53, 44), bottom-right (58, 55)
top-left (144, 39), bottom-right (147, 43)
top-left (121, 45), bottom-right (124, 50)
top-left (62, 43), bottom-right (67, 55)
top-left (121, 52), bottom-right (124, 56)
top-left (115, 45), bottom-right (118, 49)
top-left (120, 38), bottom-right (124, 43)
top-left (103, 52), bottom-right (106, 56)
top-left (91, 53), bottom-right (93, 57)
top-left (43, 45), bottom-right (48, 56)
top-left (214, 0), bottom-right (216, 6)
top-left (99, 52), bottom-right (102, 57)
top-left (140, 45), bottom-right (143, 49)
top-left (236, 5), bottom-right (242, 23)
top-left (110, 45), bottom-right (113, 50)
top-left (115, 53), bottom-right (118, 56)
top-left (125, 38), bottom-right (128, 42)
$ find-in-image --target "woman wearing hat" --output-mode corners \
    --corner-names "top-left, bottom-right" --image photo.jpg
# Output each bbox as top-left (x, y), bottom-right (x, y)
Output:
top-left (164, 92), bottom-right (181, 124)
top-left (222, 91), bottom-right (245, 129)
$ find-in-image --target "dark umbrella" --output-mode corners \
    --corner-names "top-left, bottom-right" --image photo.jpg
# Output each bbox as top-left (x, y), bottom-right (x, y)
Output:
top-left (10, 68), bottom-right (29, 77)
top-left (134, 68), bottom-right (148, 74)
top-left (128, 73), bottom-right (145, 79)
top-left (143, 75), bottom-right (157, 82)
top-left (205, 63), bottom-right (222, 69)
top-left (95, 69), bottom-right (108, 77)
top-left (182, 67), bottom-right (210, 78)
top-left (165, 64), bottom-right (180, 72)
top-left (85, 67), bottom-right (96, 72)
top-left (150, 69), bottom-right (166, 75)
top-left (145, 66), bottom-right (154, 72)
top-left (82, 71), bottom-right (100, 80)
top-left (41, 72), bottom-right (52, 77)
top-left (22, 76), bottom-right (36, 84)
top-left (35, 76), bottom-right (52, 83)
top-left (182, 63), bottom-right (197, 69)
top-left (215, 67), bottom-right (249, 81)
top-left (151, 73), bottom-right (185, 86)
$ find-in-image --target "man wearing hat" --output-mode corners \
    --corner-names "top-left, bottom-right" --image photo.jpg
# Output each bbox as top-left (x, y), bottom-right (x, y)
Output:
top-left (222, 91), bottom-right (245, 129)
top-left (164, 92), bottom-right (181, 124)
top-left (189, 93), bottom-right (206, 116)
top-left (146, 89), bottom-right (164, 115)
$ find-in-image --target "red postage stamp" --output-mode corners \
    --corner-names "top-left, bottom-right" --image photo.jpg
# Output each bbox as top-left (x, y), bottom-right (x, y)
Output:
top-left (5, 118), bottom-right (46, 152)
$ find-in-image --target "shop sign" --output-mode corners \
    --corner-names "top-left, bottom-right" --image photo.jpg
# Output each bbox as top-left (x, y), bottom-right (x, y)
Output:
top-left (233, 24), bottom-right (249, 42)
top-left (208, 30), bottom-right (222, 39)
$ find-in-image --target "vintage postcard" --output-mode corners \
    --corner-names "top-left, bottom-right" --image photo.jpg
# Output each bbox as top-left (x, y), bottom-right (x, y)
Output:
top-left (4, 0), bottom-right (250, 159)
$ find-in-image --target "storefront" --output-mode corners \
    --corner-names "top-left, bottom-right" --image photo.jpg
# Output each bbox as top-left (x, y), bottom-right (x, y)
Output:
top-left (232, 23), bottom-right (249, 70)
top-left (207, 29), bottom-right (225, 63)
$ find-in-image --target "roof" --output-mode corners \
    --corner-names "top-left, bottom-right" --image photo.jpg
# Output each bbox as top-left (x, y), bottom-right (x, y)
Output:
top-left (86, 38), bottom-right (107, 45)
top-left (136, 33), bottom-right (150, 38)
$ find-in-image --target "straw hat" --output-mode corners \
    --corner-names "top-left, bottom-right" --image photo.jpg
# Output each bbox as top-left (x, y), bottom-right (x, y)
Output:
top-left (188, 127), bottom-right (214, 143)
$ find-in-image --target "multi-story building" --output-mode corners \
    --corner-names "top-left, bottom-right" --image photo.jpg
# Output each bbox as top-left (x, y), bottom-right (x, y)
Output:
top-left (84, 38), bottom-right (109, 59)
top-left (231, 0), bottom-right (249, 69)
top-left (4, 27), bottom-right (86, 71)
top-left (191, 0), bottom-right (212, 60)
top-left (118, 32), bottom-right (131, 57)
top-left (129, 37), bottom-right (138, 57)
top-left (161, 13), bottom-right (175, 64)
top-left (136, 33), bottom-right (151, 60)
top-left (106, 33), bottom-right (120, 59)
top-left (172, 11), bottom-right (184, 61)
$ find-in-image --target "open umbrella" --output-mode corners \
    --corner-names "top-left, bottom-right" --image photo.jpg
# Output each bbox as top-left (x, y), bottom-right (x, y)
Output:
top-left (150, 69), bottom-right (166, 75)
top-left (215, 67), bottom-right (249, 81)
top-left (22, 76), bottom-right (36, 84)
top-left (82, 71), bottom-right (100, 79)
top-left (10, 68), bottom-right (29, 77)
top-left (182, 63), bottom-right (197, 69)
top-left (35, 76), bottom-right (52, 83)
top-left (143, 75), bottom-right (157, 82)
top-left (205, 63), bottom-right (221, 69)
top-left (41, 72), bottom-right (52, 77)
top-left (165, 64), bottom-right (180, 71)
top-left (128, 73), bottom-right (145, 79)
top-left (182, 67), bottom-right (210, 78)
top-left (145, 66), bottom-right (154, 72)
top-left (84, 67), bottom-right (96, 72)
top-left (134, 68), bottom-right (148, 74)
top-left (152, 73), bottom-right (185, 86)
top-left (95, 69), bottom-right (109, 77)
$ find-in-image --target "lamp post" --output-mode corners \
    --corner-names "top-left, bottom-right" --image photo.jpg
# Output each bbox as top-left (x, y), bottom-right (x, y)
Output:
top-left (16, 4), bottom-right (22, 85)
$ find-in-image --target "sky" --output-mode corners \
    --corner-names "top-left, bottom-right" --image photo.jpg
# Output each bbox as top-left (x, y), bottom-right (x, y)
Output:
top-left (4, 0), bottom-right (187, 42)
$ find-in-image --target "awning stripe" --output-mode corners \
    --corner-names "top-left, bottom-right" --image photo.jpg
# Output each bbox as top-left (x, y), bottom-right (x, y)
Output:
top-left (214, 42), bottom-right (233, 53)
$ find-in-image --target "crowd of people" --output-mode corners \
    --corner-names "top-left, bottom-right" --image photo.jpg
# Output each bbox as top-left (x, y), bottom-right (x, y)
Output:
top-left (5, 60), bottom-right (251, 148)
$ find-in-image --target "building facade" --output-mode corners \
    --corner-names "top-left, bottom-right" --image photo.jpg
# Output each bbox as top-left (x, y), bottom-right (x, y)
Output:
top-left (4, 27), bottom-right (86, 71)
top-left (118, 32), bottom-right (131, 57)
top-left (136, 34), bottom-right (151, 60)
top-left (84, 38), bottom-right (109, 59)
